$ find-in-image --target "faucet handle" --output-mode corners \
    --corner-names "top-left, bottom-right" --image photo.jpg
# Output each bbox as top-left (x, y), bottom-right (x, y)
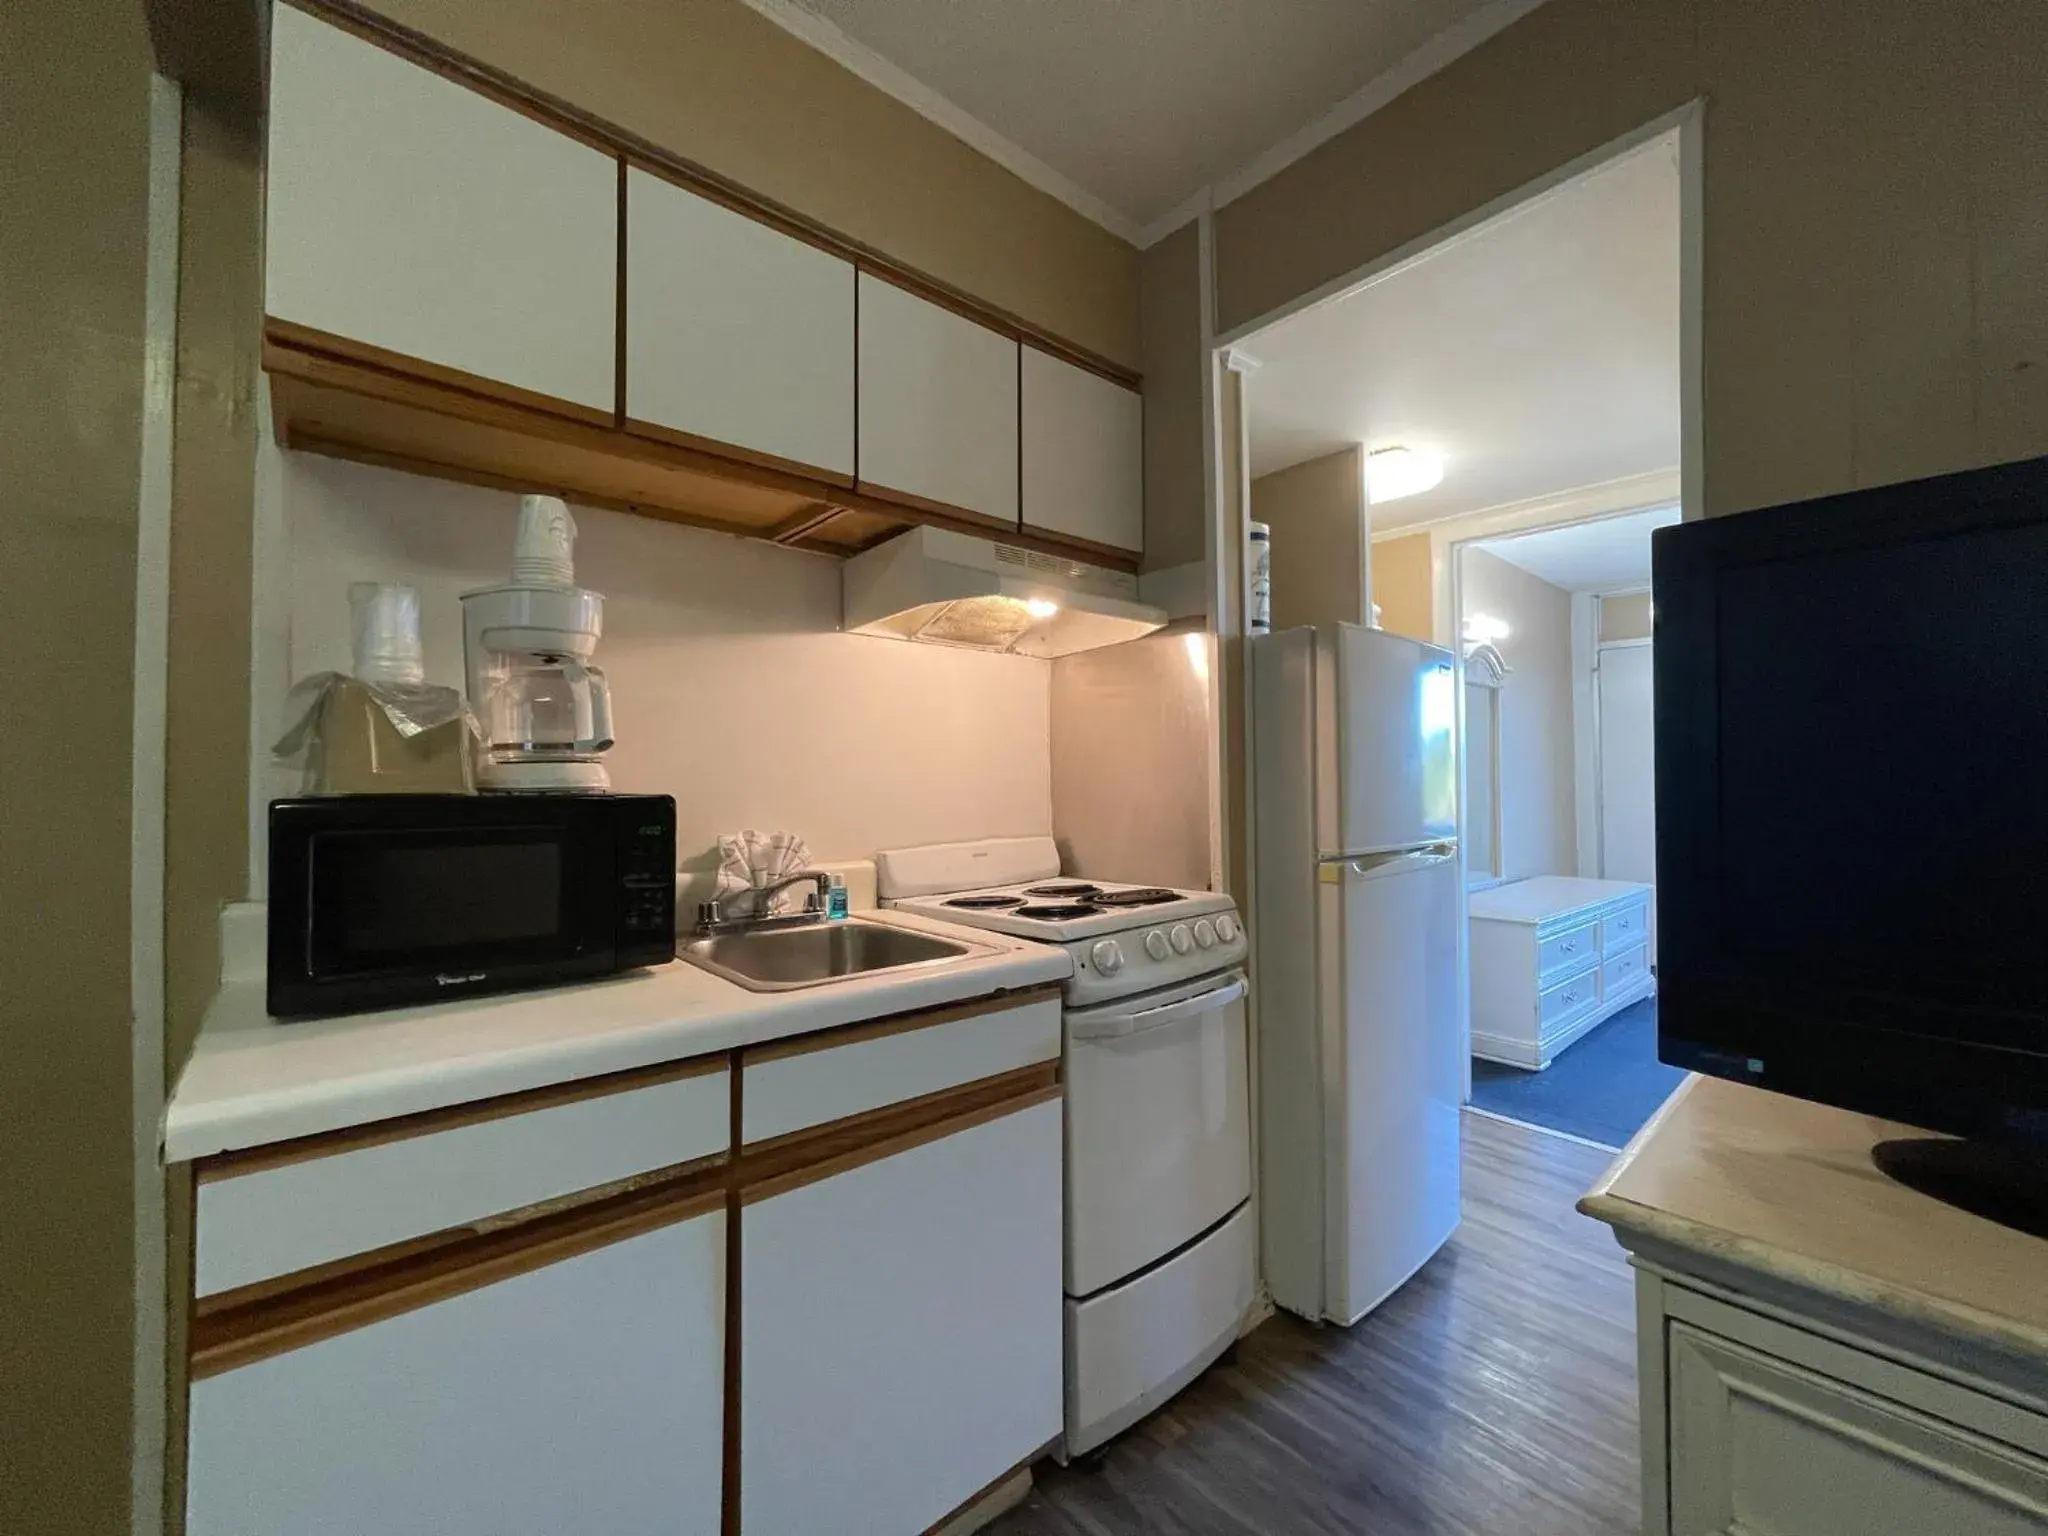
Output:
top-left (697, 899), bottom-right (723, 926)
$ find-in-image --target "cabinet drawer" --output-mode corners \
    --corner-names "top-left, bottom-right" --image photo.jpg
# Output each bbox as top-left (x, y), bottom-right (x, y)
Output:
top-left (1537, 968), bottom-right (1600, 1032)
top-left (1536, 920), bottom-right (1599, 982)
top-left (1668, 1321), bottom-right (2048, 1535)
top-left (1602, 943), bottom-right (1650, 999)
top-left (741, 990), bottom-right (1062, 1144)
top-left (195, 1060), bottom-right (729, 1298)
top-left (1602, 899), bottom-right (1649, 955)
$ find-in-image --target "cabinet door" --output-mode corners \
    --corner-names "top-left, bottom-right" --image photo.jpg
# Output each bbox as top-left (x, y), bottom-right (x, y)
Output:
top-left (266, 5), bottom-right (618, 413)
top-left (857, 273), bottom-right (1020, 525)
top-left (1021, 347), bottom-right (1143, 554)
top-left (188, 1207), bottom-right (726, 1536)
top-left (626, 167), bottom-right (856, 476)
top-left (741, 1099), bottom-right (1063, 1535)
top-left (1667, 1322), bottom-right (2048, 1536)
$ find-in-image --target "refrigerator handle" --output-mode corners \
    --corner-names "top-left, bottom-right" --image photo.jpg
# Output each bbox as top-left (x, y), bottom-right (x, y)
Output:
top-left (1337, 842), bottom-right (1458, 878)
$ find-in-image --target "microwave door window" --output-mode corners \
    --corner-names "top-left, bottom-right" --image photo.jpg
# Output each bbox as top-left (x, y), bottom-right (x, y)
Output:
top-left (309, 834), bottom-right (568, 977)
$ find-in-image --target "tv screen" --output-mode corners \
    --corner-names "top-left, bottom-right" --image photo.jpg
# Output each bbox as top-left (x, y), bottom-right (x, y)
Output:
top-left (1655, 455), bottom-right (2048, 1141)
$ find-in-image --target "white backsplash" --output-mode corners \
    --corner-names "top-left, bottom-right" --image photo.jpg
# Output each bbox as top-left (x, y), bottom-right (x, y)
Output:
top-left (253, 442), bottom-right (1052, 887)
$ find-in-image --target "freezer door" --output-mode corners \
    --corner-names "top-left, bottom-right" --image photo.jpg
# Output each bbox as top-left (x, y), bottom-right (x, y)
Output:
top-left (1324, 852), bottom-right (1463, 1325)
top-left (1334, 624), bottom-right (1458, 855)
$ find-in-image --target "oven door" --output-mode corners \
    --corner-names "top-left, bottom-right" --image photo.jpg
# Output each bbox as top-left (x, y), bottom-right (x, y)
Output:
top-left (1063, 969), bottom-right (1251, 1297)
top-left (270, 805), bottom-right (617, 1017)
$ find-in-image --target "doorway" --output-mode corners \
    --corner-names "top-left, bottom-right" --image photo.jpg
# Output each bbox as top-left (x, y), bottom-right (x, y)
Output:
top-left (1455, 508), bottom-right (1687, 1149)
top-left (1221, 119), bottom-right (1693, 1153)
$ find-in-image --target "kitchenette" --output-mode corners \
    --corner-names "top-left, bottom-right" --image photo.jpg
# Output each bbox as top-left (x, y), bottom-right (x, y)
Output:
top-left (165, 5), bottom-right (1237, 1534)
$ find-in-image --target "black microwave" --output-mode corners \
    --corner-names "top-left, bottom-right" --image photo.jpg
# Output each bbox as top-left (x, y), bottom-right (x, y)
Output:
top-left (267, 794), bottom-right (676, 1019)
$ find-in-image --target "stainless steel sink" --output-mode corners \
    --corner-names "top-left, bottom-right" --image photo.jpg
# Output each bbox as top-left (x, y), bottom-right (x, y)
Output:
top-left (679, 918), bottom-right (986, 992)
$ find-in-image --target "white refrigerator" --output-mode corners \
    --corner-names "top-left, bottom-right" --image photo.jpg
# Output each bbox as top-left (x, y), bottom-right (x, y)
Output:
top-left (1251, 623), bottom-right (1464, 1325)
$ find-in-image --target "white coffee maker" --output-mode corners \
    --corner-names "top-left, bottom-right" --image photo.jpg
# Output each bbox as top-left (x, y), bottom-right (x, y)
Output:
top-left (461, 495), bottom-right (615, 793)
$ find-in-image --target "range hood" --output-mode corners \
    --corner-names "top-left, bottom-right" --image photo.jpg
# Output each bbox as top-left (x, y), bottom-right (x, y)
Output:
top-left (843, 527), bottom-right (1167, 658)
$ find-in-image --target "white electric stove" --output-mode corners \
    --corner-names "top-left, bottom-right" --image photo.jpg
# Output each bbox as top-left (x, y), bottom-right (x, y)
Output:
top-left (877, 837), bottom-right (1255, 1458)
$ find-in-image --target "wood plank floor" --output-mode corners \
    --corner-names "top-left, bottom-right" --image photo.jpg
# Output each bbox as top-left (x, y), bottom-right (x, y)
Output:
top-left (992, 1111), bottom-right (1640, 1536)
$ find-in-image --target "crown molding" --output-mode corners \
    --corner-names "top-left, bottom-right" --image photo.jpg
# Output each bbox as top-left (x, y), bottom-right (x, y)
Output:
top-left (737, 0), bottom-right (1145, 245)
top-left (1136, 0), bottom-right (1551, 247)
top-left (743, 0), bottom-right (1550, 254)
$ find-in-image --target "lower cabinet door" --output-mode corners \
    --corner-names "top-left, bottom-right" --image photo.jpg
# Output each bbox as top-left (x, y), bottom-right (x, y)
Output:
top-left (187, 1208), bottom-right (727, 1536)
top-left (1667, 1322), bottom-right (2048, 1536)
top-left (741, 1099), bottom-right (1064, 1535)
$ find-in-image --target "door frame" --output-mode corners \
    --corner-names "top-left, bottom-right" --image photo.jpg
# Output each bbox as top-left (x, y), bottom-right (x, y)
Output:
top-left (1589, 630), bottom-right (1653, 880)
top-left (1206, 100), bottom-right (1703, 1103)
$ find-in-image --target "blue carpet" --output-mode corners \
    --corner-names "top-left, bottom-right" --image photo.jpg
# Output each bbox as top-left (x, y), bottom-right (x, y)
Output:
top-left (1470, 996), bottom-right (1688, 1148)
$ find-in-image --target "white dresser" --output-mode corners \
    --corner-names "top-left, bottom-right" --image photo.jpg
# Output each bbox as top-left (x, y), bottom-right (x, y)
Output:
top-left (1468, 876), bottom-right (1654, 1070)
top-left (1582, 1077), bottom-right (2048, 1536)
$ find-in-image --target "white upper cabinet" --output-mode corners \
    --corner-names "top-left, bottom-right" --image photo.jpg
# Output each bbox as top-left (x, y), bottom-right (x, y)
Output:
top-left (265, 5), bottom-right (618, 413)
top-left (625, 167), bottom-right (856, 476)
top-left (857, 273), bottom-right (1020, 525)
top-left (1021, 347), bottom-right (1144, 554)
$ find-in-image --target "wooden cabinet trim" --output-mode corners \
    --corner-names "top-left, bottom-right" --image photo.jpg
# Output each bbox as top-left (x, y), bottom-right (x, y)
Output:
top-left (742, 983), bottom-right (1062, 1066)
top-left (285, 0), bottom-right (1139, 392)
top-left (265, 316), bottom-right (615, 430)
top-left (920, 1441), bottom-right (1059, 1536)
top-left (624, 415), bottom-right (857, 491)
top-left (197, 1050), bottom-right (727, 1183)
top-left (266, 330), bottom-right (1131, 570)
top-left (190, 1159), bottom-right (728, 1379)
top-left (738, 1064), bottom-right (1061, 1206)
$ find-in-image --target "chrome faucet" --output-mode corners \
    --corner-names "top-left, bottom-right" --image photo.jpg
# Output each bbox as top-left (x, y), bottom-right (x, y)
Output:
top-left (695, 870), bottom-right (833, 935)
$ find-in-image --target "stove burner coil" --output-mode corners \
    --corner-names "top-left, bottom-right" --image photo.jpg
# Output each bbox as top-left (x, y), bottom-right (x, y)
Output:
top-left (1013, 902), bottom-right (1104, 920)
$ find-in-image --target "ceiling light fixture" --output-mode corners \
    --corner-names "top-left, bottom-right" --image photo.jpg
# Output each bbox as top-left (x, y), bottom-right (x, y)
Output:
top-left (1364, 446), bottom-right (1445, 504)
top-left (1023, 597), bottom-right (1061, 620)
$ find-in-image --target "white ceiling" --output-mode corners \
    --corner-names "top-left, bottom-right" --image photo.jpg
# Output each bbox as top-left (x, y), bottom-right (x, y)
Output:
top-left (758, 0), bottom-right (1517, 236)
top-left (1474, 505), bottom-right (1680, 593)
top-left (1243, 132), bottom-right (1681, 533)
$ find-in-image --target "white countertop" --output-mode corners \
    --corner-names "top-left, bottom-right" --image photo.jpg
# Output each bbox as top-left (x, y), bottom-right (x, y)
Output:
top-left (1580, 1075), bottom-right (2048, 1362)
top-left (164, 910), bottom-right (1070, 1164)
top-left (1467, 874), bottom-right (1651, 923)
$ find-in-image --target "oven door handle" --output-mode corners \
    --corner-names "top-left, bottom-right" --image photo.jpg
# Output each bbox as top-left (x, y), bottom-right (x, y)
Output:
top-left (1069, 973), bottom-right (1247, 1041)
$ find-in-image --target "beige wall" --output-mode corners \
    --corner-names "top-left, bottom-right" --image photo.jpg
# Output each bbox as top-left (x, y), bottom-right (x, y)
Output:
top-left (1600, 590), bottom-right (1654, 642)
top-left (1140, 222), bottom-right (1205, 572)
top-left (1371, 532), bottom-right (1435, 642)
top-left (1215, 0), bottom-right (2048, 518)
top-left (167, 99), bottom-right (261, 1072)
top-left (0, 1), bottom-right (152, 1529)
top-left (1462, 549), bottom-right (1577, 878)
top-left (1250, 447), bottom-right (1369, 630)
top-left (1050, 619), bottom-right (1214, 890)
top-left (269, 450), bottom-right (1053, 869)
top-left (361, 0), bottom-right (1139, 368)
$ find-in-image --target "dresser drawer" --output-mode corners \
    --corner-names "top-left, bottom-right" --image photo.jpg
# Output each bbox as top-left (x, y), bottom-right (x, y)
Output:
top-left (1537, 968), bottom-right (1600, 1032)
top-left (1601, 898), bottom-right (1649, 955)
top-left (1536, 920), bottom-right (1600, 983)
top-left (1602, 943), bottom-right (1651, 999)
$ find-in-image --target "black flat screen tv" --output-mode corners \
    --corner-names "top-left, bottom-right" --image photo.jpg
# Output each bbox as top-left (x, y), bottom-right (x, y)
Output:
top-left (1654, 455), bottom-right (2048, 1231)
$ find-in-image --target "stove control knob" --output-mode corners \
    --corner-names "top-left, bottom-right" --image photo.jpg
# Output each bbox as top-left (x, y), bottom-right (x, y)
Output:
top-left (1216, 914), bottom-right (1240, 944)
top-left (1170, 923), bottom-right (1195, 955)
top-left (1090, 939), bottom-right (1125, 975)
top-left (1194, 918), bottom-right (1218, 949)
top-left (1144, 929), bottom-right (1172, 962)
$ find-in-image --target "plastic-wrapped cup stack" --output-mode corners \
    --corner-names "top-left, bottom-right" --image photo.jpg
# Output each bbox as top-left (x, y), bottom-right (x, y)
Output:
top-left (348, 582), bottom-right (426, 686)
